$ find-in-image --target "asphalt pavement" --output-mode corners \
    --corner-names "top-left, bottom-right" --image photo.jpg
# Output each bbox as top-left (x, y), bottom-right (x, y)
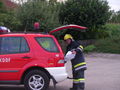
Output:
top-left (0, 53), bottom-right (120, 90)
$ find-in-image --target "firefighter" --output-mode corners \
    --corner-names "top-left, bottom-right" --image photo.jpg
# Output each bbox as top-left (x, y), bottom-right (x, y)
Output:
top-left (64, 34), bottom-right (87, 90)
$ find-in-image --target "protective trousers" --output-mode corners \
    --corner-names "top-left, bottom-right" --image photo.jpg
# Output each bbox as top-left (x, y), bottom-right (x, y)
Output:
top-left (72, 70), bottom-right (85, 90)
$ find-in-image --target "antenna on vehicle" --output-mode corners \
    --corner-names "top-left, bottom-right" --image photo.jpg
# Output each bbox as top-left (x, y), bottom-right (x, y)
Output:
top-left (24, 21), bottom-right (28, 33)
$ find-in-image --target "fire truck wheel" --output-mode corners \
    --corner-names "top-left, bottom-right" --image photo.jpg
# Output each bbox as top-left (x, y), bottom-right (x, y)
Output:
top-left (24, 70), bottom-right (50, 90)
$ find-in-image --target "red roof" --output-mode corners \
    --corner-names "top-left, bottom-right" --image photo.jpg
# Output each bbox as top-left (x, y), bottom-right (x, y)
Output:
top-left (0, 0), bottom-right (18, 9)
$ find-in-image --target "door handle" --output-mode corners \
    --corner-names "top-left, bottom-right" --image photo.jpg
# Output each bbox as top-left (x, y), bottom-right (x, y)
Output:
top-left (22, 56), bottom-right (31, 59)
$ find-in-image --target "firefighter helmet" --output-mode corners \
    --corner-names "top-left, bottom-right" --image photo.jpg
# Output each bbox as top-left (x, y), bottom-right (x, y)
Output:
top-left (64, 34), bottom-right (73, 40)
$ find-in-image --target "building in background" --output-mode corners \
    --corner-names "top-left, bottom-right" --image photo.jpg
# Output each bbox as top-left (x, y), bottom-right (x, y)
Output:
top-left (0, 0), bottom-right (18, 9)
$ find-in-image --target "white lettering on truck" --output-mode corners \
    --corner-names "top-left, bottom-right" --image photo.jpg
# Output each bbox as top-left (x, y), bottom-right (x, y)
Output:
top-left (0, 58), bottom-right (11, 62)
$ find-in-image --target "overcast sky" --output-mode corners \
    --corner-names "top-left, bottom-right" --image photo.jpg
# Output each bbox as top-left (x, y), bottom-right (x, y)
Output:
top-left (13, 0), bottom-right (120, 11)
top-left (107, 0), bottom-right (120, 11)
top-left (60, 0), bottom-right (120, 11)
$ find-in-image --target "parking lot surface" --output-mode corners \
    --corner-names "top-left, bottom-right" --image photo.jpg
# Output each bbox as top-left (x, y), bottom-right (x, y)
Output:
top-left (0, 53), bottom-right (120, 90)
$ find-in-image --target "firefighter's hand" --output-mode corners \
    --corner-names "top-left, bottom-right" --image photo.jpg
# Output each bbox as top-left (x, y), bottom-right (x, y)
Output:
top-left (71, 50), bottom-right (76, 54)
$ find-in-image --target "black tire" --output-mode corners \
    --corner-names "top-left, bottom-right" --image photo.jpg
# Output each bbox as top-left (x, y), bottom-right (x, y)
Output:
top-left (24, 70), bottom-right (50, 90)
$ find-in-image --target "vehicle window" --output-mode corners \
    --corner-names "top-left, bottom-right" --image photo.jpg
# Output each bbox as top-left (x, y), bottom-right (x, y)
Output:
top-left (35, 37), bottom-right (59, 52)
top-left (0, 37), bottom-right (29, 54)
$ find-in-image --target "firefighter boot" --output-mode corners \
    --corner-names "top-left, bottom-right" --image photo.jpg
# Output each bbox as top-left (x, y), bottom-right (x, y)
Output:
top-left (69, 88), bottom-right (77, 90)
top-left (70, 88), bottom-right (84, 90)
top-left (70, 83), bottom-right (78, 90)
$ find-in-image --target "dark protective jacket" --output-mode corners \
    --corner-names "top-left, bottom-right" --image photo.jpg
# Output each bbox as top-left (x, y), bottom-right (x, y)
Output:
top-left (66, 40), bottom-right (87, 72)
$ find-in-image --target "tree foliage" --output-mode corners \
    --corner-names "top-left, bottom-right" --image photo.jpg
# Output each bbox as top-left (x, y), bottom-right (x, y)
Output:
top-left (0, 0), bottom-right (115, 40)
top-left (0, 11), bottom-right (21, 30)
top-left (59, 0), bottom-right (111, 39)
top-left (15, 0), bottom-right (61, 32)
top-left (0, 1), bottom-right (21, 31)
top-left (109, 10), bottom-right (120, 23)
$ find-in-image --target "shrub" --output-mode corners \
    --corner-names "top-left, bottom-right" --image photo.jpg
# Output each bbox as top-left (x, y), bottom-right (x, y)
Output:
top-left (104, 24), bottom-right (120, 37)
top-left (84, 45), bottom-right (96, 53)
top-left (94, 36), bottom-right (120, 54)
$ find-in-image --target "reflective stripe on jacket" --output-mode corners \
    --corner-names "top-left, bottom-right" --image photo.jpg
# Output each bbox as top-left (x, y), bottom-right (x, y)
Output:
top-left (73, 78), bottom-right (85, 83)
top-left (74, 62), bottom-right (87, 71)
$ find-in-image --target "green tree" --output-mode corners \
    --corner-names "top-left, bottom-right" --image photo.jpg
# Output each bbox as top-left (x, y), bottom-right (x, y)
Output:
top-left (0, 1), bottom-right (21, 31)
top-left (109, 10), bottom-right (120, 23)
top-left (0, 12), bottom-right (21, 30)
top-left (59, 0), bottom-right (111, 39)
top-left (15, 0), bottom-right (61, 32)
